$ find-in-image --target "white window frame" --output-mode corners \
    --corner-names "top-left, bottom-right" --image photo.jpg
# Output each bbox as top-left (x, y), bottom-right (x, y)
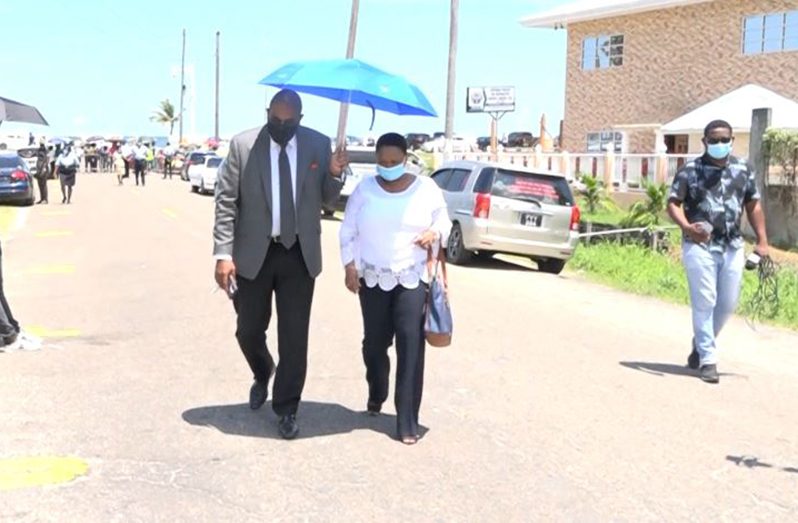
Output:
top-left (581, 34), bottom-right (624, 71)
top-left (742, 10), bottom-right (798, 55)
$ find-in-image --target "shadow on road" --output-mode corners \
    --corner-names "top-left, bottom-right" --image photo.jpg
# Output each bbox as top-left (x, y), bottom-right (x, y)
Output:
top-left (619, 361), bottom-right (746, 379)
top-left (462, 255), bottom-right (537, 273)
top-left (726, 455), bottom-right (798, 474)
top-left (182, 401), bottom-right (427, 441)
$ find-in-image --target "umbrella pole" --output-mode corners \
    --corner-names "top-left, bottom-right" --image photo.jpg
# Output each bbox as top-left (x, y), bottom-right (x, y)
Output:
top-left (336, 0), bottom-right (360, 150)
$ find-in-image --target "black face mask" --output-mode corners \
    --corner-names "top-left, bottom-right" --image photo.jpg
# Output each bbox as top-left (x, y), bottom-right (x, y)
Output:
top-left (267, 118), bottom-right (299, 146)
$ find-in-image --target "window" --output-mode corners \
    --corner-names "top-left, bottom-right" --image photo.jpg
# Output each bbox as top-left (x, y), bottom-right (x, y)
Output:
top-left (491, 169), bottom-right (574, 206)
top-left (444, 169), bottom-right (470, 192)
top-left (582, 34), bottom-right (624, 70)
top-left (430, 169), bottom-right (452, 189)
top-left (472, 168), bottom-right (495, 193)
top-left (586, 131), bottom-right (624, 153)
top-left (743, 10), bottom-right (798, 54)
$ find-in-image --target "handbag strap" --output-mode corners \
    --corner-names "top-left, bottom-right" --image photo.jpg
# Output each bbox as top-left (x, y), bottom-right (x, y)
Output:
top-left (426, 238), bottom-right (449, 290)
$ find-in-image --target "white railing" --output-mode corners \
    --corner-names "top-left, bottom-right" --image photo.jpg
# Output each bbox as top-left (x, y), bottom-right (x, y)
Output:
top-left (438, 151), bottom-right (696, 191)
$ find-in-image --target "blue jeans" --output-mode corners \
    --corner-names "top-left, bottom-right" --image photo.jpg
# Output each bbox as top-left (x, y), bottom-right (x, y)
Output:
top-left (682, 242), bottom-right (744, 366)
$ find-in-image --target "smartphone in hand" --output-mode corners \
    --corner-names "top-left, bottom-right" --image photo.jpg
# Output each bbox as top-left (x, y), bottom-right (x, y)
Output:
top-left (227, 275), bottom-right (238, 299)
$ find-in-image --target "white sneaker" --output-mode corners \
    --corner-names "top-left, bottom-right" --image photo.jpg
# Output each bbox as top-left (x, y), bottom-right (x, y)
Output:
top-left (0, 338), bottom-right (23, 353)
top-left (18, 331), bottom-right (43, 351)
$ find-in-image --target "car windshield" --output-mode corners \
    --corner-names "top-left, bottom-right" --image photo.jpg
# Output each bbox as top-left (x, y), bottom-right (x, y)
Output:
top-left (206, 158), bottom-right (223, 168)
top-left (16, 148), bottom-right (38, 159)
top-left (0, 157), bottom-right (21, 169)
top-left (491, 168), bottom-right (574, 206)
top-left (190, 154), bottom-right (206, 164)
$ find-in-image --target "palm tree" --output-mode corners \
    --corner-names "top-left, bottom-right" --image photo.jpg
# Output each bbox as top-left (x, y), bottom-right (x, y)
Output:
top-left (580, 174), bottom-right (615, 214)
top-left (621, 182), bottom-right (669, 227)
top-left (150, 99), bottom-right (179, 135)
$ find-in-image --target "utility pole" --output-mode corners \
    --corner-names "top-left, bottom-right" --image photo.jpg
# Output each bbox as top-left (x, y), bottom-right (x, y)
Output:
top-left (214, 31), bottom-right (220, 141)
top-left (179, 29), bottom-right (186, 145)
top-left (336, 0), bottom-right (360, 149)
top-left (444, 0), bottom-right (459, 161)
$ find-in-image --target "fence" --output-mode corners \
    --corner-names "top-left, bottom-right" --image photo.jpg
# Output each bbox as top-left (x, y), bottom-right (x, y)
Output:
top-left (437, 151), bottom-right (695, 192)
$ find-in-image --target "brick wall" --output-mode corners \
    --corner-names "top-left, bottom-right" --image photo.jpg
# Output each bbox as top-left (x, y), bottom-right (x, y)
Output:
top-left (563, 0), bottom-right (798, 153)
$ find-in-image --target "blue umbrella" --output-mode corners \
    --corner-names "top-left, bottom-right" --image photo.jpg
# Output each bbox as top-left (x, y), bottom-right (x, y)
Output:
top-left (258, 59), bottom-right (437, 129)
top-left (48, 137), bottom-right (67, 145)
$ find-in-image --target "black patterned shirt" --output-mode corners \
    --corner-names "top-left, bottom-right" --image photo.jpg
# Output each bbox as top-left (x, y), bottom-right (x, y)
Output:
top-left (669, 155), bottom-right (760, 252)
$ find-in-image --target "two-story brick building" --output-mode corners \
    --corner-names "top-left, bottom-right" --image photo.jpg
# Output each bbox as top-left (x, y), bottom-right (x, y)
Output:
top-left (521, 0), bottom-right (798, 155)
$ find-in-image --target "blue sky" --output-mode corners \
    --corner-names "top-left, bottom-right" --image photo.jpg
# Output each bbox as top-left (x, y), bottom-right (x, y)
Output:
top-left (0, 0), bottom-right (568, 141)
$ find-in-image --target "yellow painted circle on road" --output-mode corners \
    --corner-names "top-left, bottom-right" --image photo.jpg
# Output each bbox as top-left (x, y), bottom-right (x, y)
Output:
top-left (0, 456), bottom-right (88, 491)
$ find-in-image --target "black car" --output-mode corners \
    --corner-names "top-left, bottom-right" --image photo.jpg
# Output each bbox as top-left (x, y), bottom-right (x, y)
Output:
top-left (0, 153), bottom-right (35, 206)
top-left (476, 137), bottom-right (491, 151)
top-left (406, 133), bottom-right (431, 150)
top-left (505, 132), bottom-right (535, 149)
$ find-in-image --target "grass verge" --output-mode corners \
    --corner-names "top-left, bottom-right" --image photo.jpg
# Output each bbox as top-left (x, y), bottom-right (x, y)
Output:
top-left (569, 241), bottom-right (798, 330)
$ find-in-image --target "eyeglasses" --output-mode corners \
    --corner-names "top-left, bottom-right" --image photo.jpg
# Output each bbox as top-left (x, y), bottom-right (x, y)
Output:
top-left (706, 137), bottom-right (733, 145)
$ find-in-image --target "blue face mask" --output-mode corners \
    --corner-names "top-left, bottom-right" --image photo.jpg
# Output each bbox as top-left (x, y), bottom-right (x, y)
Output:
top-left (376, 163), bottom-right (405, 182)
top-left (707, 142), bottom-right (732, 160)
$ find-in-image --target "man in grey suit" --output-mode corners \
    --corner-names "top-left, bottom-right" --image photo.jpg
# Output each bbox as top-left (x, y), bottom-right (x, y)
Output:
top-left (213, 89), bottom-right (346, 439)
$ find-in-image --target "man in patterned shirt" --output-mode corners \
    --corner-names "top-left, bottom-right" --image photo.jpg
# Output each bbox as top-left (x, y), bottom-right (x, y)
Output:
top-left (667, 119), bottom-right (769, 384)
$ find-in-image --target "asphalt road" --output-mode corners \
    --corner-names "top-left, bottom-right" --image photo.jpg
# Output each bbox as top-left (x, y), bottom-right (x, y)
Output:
top-left (1, 172), bottom-right (797, 522)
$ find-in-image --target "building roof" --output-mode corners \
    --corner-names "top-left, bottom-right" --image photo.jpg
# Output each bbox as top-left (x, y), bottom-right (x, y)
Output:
top-left (661, 84), bottom-right (798, 134)
top-left (520, 0), bottom-right (712, 29)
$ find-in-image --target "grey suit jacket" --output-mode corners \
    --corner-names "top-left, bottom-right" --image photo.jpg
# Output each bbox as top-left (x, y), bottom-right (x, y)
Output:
top-left (213, 125), bottom-right (344, 280)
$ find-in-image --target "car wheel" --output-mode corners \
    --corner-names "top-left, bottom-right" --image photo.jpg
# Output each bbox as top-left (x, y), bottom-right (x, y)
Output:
top-left (322, 208), bottom-right (335, 217)
top-left (190, 183), bottom-right (199, 193)
top-left (536, 258), bottom-right (566, 275)
top-left (446, 223), bottom-right (473, 265)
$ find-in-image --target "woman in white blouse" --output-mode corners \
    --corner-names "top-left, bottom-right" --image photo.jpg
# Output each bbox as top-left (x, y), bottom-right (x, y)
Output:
top-left (340, 133), bottom-right (452, 445)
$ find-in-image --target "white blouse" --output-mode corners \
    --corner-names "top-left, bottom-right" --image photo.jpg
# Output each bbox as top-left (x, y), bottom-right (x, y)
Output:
top-left (340, 175), bottom-right (452, 291)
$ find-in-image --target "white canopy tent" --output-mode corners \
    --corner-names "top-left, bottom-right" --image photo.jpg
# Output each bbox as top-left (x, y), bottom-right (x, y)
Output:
top-left (662, 84), bottom-right (798, 134)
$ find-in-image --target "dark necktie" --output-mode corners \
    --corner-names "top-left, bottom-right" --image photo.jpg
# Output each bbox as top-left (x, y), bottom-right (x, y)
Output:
top-left (279, 145), bottom-right (297, 249)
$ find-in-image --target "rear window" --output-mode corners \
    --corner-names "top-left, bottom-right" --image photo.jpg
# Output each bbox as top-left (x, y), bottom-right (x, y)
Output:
top-left (491, 168), bottom-right (573, 206)
top-left (16, 148), bottom-right (38, 159)
top-left (190, 154), bottom-right (207, 164)
top-left (0, 157), bottom-right (22, 169)
top-left (206, 157), bottom-right (223, 168)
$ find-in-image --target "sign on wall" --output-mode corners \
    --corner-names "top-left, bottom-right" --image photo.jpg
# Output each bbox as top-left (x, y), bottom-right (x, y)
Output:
top-left (466, 86), bottom-right (516, 113)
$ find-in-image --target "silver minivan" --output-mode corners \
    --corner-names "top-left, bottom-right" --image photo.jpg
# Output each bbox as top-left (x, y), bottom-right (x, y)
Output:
top-left (432, 161), bottom-right (581, 274)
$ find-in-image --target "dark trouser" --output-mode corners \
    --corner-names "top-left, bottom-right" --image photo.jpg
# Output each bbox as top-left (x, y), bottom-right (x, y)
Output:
top-left (0, 243), bottom-right (20, 343)
top-left (164, 158), bottom-right (172, 178)
top-left (358, 282), bottom-right (427, 439)
top-left (233, 243), bottom-right (315, 416)
top-left (123, 160), bottom-right (131, 179)
top-left (36, 176), bottom-right (48, 202)
top-left (134, 160), bottom-right (146, 186)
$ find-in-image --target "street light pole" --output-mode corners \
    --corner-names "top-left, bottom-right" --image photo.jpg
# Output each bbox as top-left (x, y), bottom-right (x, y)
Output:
top-left (444, 0), bottom-right (459, 161)
top-left (336, 0), bottom-right (360, 149)
top-left (179, 29), bottom-right (186, 145)
top-left (214, 31), bottom-right (220, 141)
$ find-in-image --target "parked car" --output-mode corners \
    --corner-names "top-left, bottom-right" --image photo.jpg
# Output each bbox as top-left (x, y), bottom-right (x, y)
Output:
top-left (421, 135), bottom-right (475, 154)
top-left (189, 155), bottom-right (223, 195)
top-left (431, 160), bottom-right (580, 274)
top-left (505, 132), bottom-right (535, 149)
top-left (322, 147), bottom-right (429, 215)
top-left (406, 133), bottom-right (431, 150)
top-left (180, 151), bottom-right (209, 181)
top-left (0, 153), bottom-right (35, 206)
top-left (14, 147), bottom-right (40, 176)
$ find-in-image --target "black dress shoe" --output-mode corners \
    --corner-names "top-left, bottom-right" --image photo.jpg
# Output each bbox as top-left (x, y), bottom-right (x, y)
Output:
top-left (366, 401), bottom-right (381, 416)
top-left (700, 364), bottom-right (720, 384)
top-left (249, 381), bottom-right (269, 410)
top-left (687, 339), bottom-right (700, 370)
top-left (278, 415), bottom-right (299, 440)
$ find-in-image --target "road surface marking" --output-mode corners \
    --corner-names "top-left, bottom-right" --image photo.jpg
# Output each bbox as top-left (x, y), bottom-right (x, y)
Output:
top-left (23, 264), bottom-right (76, 275)
top-left (24, 326), bottom-right (81, 339)
top-left (162, 209), bottom-right (178, 219)
top-left (0, 456), bottom-right (89, 491)
top-left (35, 230), bottom-right (74, 238)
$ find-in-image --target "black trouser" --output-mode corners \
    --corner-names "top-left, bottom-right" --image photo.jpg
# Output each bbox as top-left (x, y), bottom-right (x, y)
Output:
top-left (134, 160), bottom-right (146, 185)
top-left (359, 282), bottom-right (427, 438)
top-left (36, 176), bottom-right (48, 202)
top-left (164, 158), bottom-right (172, 178)
top-left (0, 243), bottom-right (20, 343)
top-left (233, 243), bottom-right (315, 416)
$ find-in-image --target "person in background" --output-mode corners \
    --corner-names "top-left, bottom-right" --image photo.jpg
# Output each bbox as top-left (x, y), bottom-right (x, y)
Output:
top-left (339, 132), bottom-right (452, 445)
top-left (55, 142), bottom-right (80, 204)
top-left (133, 142), bottom-right (148, 186)
top-left (162, 142), bottom-right (176, 179)
top-left (113, 149), bottom-right (124, 185)
top-left (34, 143), bottom-right (50, 204)
top-left (28, 132), bottom-right (34, 146)
top-left (120, 141), bottom-right (133, 180)
top-left (145, 143), bottom-right (155, 174)
top-left (667, 119), bottom-right (769, 384)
